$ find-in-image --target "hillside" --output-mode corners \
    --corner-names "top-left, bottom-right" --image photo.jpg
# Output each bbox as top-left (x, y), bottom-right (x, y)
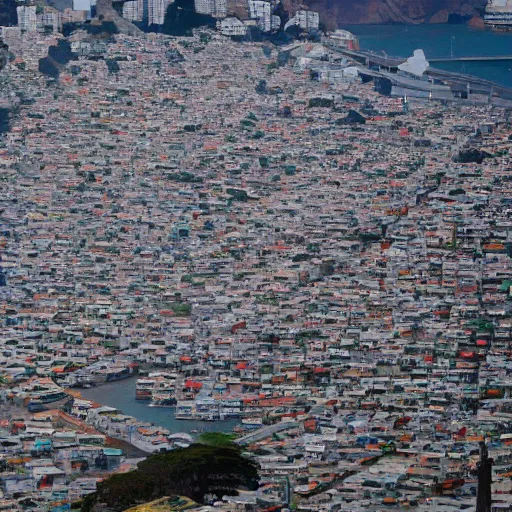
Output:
top-left (283, 0), bottom-right (487, 29)
top-left (0, 0), bottom-right (489, 34)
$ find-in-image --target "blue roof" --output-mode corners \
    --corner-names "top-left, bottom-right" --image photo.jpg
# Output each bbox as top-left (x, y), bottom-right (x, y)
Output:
top-left (102, 448), bottom-right (123, 456)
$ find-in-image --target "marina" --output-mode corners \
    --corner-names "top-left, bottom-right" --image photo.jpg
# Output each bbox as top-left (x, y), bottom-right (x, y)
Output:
top-left (80, 377), bottom-right (238, 435)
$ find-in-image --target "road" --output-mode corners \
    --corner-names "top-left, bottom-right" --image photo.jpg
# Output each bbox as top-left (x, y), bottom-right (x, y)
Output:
top-left (235, 422), bottom-right (299, 445)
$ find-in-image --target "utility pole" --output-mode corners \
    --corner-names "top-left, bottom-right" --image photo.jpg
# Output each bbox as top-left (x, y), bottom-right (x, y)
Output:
top-left (476, 442), bottom-right (492, 512)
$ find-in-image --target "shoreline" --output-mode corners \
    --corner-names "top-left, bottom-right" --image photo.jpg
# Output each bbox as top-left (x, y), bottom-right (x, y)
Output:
top-left (339, 22), bottom-right (512, 89)
top-left (78, 377), bottom-right (239, 439)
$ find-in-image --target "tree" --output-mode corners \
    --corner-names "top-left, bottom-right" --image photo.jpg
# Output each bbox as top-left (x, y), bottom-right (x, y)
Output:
top-left (198, 432), bottom-right (236, 446)
top-left (80, 444), bottom-right (259, 512)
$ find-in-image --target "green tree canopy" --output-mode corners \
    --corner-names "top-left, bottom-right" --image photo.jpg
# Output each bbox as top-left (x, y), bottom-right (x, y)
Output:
top-left (81, 444), bottom-right (259, 512)
top-left (198, 432), bottom-right (237, 446)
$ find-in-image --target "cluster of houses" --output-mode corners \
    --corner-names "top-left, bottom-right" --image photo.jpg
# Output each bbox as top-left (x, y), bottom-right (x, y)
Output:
top-left (0, 22), bottom-right (511, 512)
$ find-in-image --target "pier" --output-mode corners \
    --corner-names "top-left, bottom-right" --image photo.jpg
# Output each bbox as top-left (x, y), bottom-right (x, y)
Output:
top-left (331, 47), bottom-right (512, 67)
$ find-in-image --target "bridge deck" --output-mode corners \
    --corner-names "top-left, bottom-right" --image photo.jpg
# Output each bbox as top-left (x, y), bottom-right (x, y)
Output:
top-left (430, 56), bottom-right (512, 63)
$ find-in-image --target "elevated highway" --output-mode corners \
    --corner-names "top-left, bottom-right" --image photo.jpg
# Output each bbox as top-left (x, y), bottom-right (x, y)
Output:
top-left (430, 55), bottom-right (512, 63)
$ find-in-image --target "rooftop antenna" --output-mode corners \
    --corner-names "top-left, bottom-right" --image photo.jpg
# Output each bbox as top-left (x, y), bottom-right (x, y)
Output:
top-left (402, 94), bottom-right (409, 114)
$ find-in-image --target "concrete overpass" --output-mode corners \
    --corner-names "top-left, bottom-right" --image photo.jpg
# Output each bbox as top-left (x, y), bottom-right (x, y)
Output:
top-left (235, 422), bottom-right (299, 446)
top-left (430, 55), bottom-right (512, 63)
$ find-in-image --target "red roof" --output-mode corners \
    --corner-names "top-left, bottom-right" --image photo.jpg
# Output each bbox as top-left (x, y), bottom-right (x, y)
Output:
top-left (185, 380), bottom-right (202, 389)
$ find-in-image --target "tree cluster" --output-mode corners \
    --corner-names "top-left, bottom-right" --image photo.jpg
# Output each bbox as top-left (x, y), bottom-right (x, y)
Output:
top-left (81, 443), bottom-right (259, 512)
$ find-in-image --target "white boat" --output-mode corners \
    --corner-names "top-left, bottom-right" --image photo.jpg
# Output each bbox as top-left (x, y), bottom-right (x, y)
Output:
top-left (485, 0), bottom-right (512, 28)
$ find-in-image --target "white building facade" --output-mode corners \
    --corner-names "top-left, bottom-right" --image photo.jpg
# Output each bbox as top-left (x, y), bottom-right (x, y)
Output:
top-left (123, 0), bottom-right (144, 22)
top-left (195, 0), bottom-right (227, 18)
top-left (148, 0), bottom-right (170, 25)
top-left (218, 17), bottom-right (247, 36)
top-left (17, 6), bottom-right (37, 33)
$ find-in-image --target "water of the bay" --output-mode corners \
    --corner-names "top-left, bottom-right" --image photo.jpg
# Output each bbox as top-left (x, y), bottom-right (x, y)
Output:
top-left (80, 377), bottom-right (238, 435)
top-left (340, 24), bottom-right (512, 88)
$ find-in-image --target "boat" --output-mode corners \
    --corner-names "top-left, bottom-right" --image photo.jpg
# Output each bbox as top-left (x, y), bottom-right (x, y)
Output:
top-left (242, 417), bottom-right (263, 426)
top-left (92, 364), bottom-right (137, 384)
top-left (149, 391), bottom-right (177, 407)
top-left (105, 367), bottom-right (133, 383)
top-left (135, 379), bottom-right (156, 400)
top-left (485, 0), bottom-right (512, 28)
top-left (26, 390), bottom-right (72, 412)
top-left (136, 372), bottom-right (178, 403)
top-left (175, 396), bottom-right (239, 421)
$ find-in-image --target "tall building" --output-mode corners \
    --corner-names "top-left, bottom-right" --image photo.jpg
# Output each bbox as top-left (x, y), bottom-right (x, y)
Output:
top-left (249, 1), bottom-right (269, 20)
top-left (284, 9), bottom-right (319, 31)
top-left (194, 0), bottom-right (227, 18)
top-left (195, 0), bottom-right (211, 15)
top-left (17, 6), bottom-right (37, 33)
top-left (248, 0), bottom-right (278, 32)
top-left (123, 0), bottom-right (144, 22)
top-left (37, 9), bottom-right (63, 34)
top-left (73, 0), bottom-right (93, 19)
top-left (148, 0), bottom-right (171, 25)
top-left (295, 10), bottom-right (319, 29)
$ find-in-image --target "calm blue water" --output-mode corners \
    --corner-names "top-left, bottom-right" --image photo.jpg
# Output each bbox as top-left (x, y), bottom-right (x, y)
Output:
top-left (80, 377), bottom-right (238, 435)
top-left (340, 24), bottom-right (512, 88)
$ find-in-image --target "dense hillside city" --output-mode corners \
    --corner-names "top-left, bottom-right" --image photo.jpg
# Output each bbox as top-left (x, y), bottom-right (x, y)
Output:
top-left (0, 0), bottom-right (493, 27)
top-left (1, 0), bottom-right (512, 510)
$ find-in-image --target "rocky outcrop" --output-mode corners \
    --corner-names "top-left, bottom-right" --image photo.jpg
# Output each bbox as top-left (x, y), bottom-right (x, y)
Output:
top-left (96, 0), bottom-right (143, 36)
top-left (468, 14), bottom-right (486, 28)
top-left (0, 43), bottom-right (9, 72)
top-left (281, 0), bottom-right (487, 29)
top-left (0, 42), bottom-right (11, 134)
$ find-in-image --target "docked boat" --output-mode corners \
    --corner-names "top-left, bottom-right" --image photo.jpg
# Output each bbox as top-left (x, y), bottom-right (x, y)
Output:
top-left (91, 363), bottom-right (138, 384)
top-left (242, 417), bottom-right (263, 426)
top-left (135, 378), bottom-right (156, 400)
top-left (175, 398), bottom-right (237, 421)
top-left (148, 391), bottom-right (177, 407)
top-left (135, 372), bottom-right (178, 403)
top-left (26, 390), bottom-right (72, 412)
top-left (105, 366), bottom-right (134, 383)
top-left (485, 0), bottom-right (512, 28)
